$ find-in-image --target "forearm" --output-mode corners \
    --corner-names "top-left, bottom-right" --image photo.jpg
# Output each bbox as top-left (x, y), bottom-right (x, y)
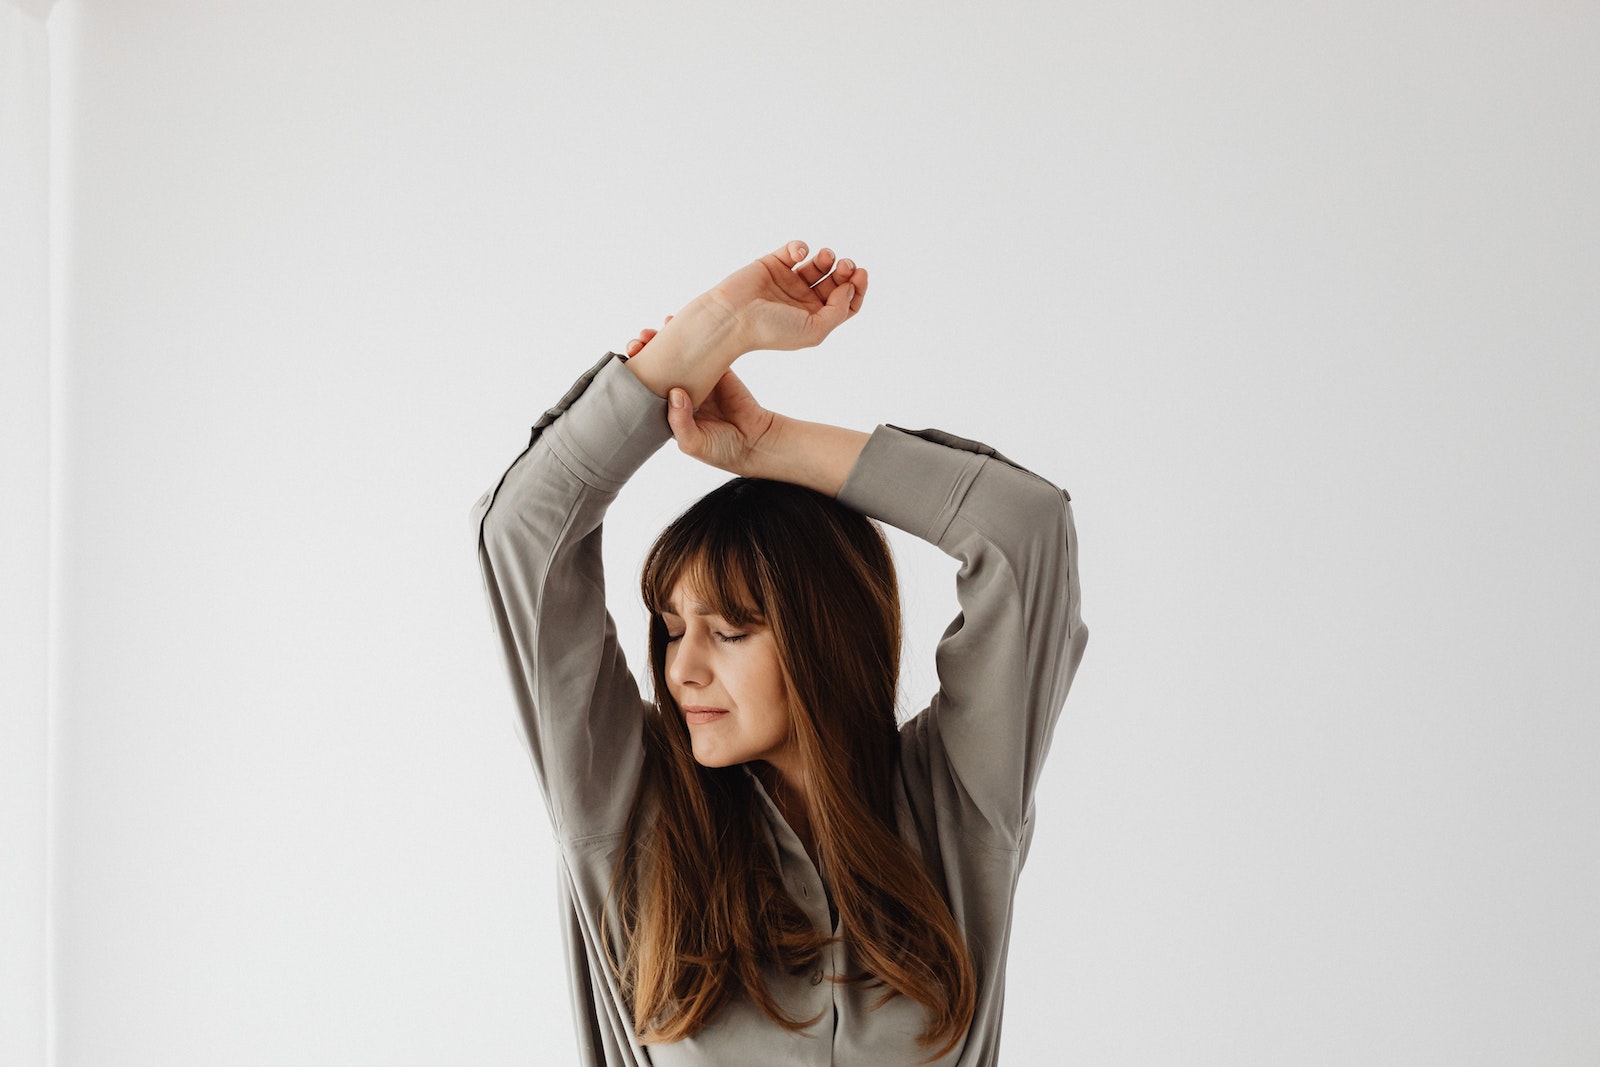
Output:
top-left (746, 415), bottom-right (870, 498)
top-left (474, 356), bottom-right (664, 840)
top-left (621, 296), bottom-right (745, 406)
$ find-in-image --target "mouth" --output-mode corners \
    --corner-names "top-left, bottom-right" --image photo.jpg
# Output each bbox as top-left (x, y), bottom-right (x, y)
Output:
top-left (681, 705), bottom-right (730, 726)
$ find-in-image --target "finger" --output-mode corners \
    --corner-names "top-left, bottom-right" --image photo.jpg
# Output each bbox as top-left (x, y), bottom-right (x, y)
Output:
top-left (768, 239), bottom-right (809, 270)
top-left (846, 266), bottom-right (867, 314)
top-left (795, 247), bottom-right (836, 288)
top-left (706, 367), bottom-right (748, 408)
top-left (810, 255), bottom-right (853, 302)
top-left (813, 281), bottom-right (857, 335)
top-left (625, 327), bottom-right (659, 356)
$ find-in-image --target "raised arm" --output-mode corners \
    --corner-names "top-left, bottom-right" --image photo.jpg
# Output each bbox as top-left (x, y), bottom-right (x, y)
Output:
top-left (472, 239), bottom-right (871, 842)
top-left (471, 352), bottom-right (674, 843)
top-left (837, 426), bottom-right (1087, 846)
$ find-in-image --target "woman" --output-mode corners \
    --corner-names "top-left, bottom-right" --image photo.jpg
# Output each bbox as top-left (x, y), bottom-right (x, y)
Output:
top-left (471, 240), bottom-right (1087, 1066)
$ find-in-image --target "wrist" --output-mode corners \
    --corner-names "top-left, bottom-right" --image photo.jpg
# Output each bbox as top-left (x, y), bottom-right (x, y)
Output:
top-left (741, 412), bottom-right (793, 482)
top-left (623, 295), bottom-right (746, 404)
top-left (745, 414), bottom-right (869, 498)
top-left (698, 287), bottom-right (750, 353)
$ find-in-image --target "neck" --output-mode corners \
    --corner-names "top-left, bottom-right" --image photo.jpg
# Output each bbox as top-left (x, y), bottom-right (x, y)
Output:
top-left (755, 760), bottom-right (814, 849)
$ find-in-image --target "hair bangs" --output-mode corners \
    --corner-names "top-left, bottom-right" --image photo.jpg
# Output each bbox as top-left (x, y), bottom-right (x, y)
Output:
top-left (642, 514), bottom-right (768, 629)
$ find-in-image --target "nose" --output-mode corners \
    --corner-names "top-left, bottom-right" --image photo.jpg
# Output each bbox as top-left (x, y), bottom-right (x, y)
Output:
top-left (666, 628), bottom-right (710, 690)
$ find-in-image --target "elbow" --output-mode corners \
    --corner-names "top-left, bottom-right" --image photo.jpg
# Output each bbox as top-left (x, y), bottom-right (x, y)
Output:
top-left (971, 455), bottom-right (1073, 555)
top-left (1008, 479), bottom-right (1075, 573)
top-left (1010, 486), bottom-right (1081, 642)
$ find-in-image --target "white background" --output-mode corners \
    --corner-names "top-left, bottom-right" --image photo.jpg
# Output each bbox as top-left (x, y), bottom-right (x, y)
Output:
top-left (5, 1), bottom-right (1597, 1064)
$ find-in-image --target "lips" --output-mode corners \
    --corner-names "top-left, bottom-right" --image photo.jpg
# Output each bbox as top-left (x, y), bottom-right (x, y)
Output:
top-left (682, 705), bottom-right (730, 726)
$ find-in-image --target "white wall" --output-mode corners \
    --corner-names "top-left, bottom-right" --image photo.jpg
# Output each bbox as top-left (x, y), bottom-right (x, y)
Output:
top-left (38, 1), bottom-right (1600, 1064)
top-left (1, 3), bottom-right (56, 1066)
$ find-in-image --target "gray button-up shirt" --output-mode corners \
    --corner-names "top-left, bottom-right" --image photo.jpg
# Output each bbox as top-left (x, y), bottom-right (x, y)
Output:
top-left (472, 352), bottom-right (1088, 1065)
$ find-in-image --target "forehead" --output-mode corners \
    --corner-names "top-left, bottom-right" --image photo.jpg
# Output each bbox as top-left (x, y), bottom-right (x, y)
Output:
top-left (660, 580), bottom-right (725, 616)
top-left (660, 595), bottom-right (714, 617)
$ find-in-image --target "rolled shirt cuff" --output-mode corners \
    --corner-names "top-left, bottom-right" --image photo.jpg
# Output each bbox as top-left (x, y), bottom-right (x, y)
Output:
top-left (543, 351), bottom-right (675, 493)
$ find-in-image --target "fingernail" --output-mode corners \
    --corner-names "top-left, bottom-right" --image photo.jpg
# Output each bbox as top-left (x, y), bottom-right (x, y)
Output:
top-left (671, 389), bottom-right (685, 408)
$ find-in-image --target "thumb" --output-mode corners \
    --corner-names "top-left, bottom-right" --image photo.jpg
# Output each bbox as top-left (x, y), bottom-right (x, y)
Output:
top-left (666, 388), bottom-right (701, 451)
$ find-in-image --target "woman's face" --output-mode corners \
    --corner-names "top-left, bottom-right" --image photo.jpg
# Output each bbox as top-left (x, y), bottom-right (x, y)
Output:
top-left (661, 578), bottom-right (794, 774)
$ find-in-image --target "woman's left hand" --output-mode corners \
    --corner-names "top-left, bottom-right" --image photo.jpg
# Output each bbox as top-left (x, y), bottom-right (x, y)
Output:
top-left (625, 319), bottom-right (777, 476)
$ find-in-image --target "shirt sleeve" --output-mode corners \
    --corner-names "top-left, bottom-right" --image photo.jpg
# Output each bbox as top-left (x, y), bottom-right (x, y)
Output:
top-left (470, 351), bottom-right (674, 843)
top-left (836, 424), bottom-right (1088, 846)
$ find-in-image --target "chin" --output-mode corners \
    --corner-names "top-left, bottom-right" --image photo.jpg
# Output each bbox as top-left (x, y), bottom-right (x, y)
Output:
top-left (690, 744), bottom-right (740, 769)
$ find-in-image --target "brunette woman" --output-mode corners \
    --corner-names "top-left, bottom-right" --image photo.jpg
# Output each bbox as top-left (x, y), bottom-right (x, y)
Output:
top-left (471, 240), bottom-right (1087, 1066)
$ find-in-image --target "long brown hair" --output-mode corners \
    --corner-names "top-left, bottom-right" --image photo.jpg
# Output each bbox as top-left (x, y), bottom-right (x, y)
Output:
top-left (605, 476), bottom-right (977, 1059)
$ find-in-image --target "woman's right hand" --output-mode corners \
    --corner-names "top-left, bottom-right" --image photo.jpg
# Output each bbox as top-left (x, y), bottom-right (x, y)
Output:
top-left (703, 239), bottom-right (869, 354)
top-left (619, 240), bottom-right (867, 412)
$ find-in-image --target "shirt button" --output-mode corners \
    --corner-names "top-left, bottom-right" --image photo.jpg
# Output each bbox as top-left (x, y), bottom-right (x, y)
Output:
top-left (800, 882), bottom-right (809, 898)
top-left (810, 971), bottom-right (823, 986)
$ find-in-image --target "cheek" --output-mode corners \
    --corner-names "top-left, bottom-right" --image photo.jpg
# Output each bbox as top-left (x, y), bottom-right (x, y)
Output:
top-left (753, 657), bottom-right (791, 734)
